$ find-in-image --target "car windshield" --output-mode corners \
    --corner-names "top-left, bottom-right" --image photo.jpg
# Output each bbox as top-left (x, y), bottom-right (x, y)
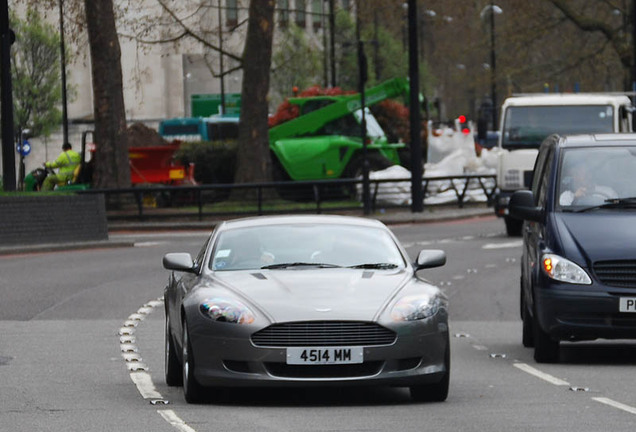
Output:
top-left (209, 223), bottom-right (406, 271)
top-left (557, 146), bottom-right (636, 211)
top-left (502, 105), bottom-right (614, 149)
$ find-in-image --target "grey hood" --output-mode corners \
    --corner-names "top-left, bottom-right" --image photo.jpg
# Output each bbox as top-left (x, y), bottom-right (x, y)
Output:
top-left (212, 268), bottom-right (413, 322)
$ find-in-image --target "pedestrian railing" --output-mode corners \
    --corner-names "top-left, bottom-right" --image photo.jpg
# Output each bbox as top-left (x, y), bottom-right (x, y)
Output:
top-left (77, 174), bottom-right (496, 221)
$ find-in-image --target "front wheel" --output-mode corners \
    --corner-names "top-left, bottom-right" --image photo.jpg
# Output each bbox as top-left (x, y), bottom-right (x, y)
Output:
top-left (182, 319), bottom-right (205, 403)
top-left (165, 316), bottom-right (182, 386)
top-left (410, 336), bottom-right (450, 402)
top-left (532, 310), bottom-right (559, 363)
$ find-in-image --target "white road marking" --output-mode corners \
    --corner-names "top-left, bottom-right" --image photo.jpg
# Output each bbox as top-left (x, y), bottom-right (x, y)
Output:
top-left (593, 397), bottom-right (636, 416)
top-left (158, 410), bottom-right (198, 432)
top-left (513, 362), bottom-right (570, 386)
top-left (130, 371), bottom-right (163, 399)
top-left (483, 241), bottom-right (523, 249)
top-left (134, 241), bottom-right (166, 247)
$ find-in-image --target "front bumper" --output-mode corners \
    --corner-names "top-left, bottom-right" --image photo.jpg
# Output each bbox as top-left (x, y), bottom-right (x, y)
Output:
top-left (186, 313), bottom-right (449, 388)
top-left (535, 283), bottom-right (636, 341)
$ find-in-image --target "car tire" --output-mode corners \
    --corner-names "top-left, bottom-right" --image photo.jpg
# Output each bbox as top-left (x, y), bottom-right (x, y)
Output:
top-left (165, 316), bottom-right (182, 386)
top-left (182, 319), bottom-right (205, 403)
top-left (505, 216), bottom-right (523, 237)
top-left (521, 302), bottom-right (534, 348)
top-left (410, 336), bottom-right (450, 402)
top-left (532, 310), bottom-right (559, 363)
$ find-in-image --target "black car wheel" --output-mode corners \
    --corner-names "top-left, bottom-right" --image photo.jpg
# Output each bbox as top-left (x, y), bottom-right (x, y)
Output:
top-left (165, 316), bottom-right (182, 386)
top-left (182, 319), bottom-right (205, 403)
top-left (410, 336), bottom-right (450, 402)
top-left (521, 302), bottom-right (535, 348)
top-left (532, 309), bottom-right (559, 363)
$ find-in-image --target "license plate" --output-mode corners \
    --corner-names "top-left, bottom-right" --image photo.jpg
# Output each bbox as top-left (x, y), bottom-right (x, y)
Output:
top-left (286, 347), bottom-right (363, 365)
top-left (619, 297), bottom-right (636, 313)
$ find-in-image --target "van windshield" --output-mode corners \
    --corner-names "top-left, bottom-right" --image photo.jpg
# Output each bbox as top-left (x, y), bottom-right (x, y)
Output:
top-left (502, 105), bottom-right (614, 150)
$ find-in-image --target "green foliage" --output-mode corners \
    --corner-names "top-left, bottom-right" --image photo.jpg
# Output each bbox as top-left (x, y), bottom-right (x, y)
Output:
top-left (10, 8), bottom-right (66, 139)
top-left (271, 23), bottom-right (323, 106)
top-left (174, 141), bottom-right (238, 184)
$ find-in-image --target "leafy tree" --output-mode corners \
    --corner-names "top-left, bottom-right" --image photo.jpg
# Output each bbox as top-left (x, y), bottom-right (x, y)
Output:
top-left (271, 23), bottom-right (323, 107)
top-left (10, 9), bottom-right (64, 138)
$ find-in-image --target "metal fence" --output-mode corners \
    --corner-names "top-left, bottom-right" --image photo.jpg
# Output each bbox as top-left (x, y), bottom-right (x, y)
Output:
top-left (77, 174), bottom-right (497, 221)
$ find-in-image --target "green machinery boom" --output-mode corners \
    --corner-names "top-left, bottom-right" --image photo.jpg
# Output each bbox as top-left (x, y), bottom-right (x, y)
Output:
top-left (269, 77), bottom-right (410, 181)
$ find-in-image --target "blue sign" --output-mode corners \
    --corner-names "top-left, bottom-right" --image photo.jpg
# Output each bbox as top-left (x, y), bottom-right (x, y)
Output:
top-left (16, 139), bottom-right (31, 157)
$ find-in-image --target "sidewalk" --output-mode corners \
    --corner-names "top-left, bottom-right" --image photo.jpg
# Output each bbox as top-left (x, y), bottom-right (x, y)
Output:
top-left (0, 204), bottom-right (494, 256)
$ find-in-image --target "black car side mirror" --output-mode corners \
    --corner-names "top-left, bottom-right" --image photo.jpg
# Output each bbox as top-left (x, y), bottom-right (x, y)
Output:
top-left (509, 190), bottom-right (543, 222)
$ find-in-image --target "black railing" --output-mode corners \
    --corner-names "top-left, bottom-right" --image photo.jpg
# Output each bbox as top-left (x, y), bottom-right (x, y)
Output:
top-left (77, 174), bottom-right (496, 221)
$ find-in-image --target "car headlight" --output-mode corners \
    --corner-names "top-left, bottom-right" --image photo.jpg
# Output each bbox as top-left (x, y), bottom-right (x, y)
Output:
top-left (542, 254), bottom-right (592, 285)
top-left (391, 294), bottom-right (443, 321)
top-left (200, 298), bottom-right (255, 324)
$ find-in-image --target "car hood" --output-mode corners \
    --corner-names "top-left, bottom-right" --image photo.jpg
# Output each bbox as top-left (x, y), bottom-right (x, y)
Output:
top-left (556, 212), bottom-right (636, 263)
top-left (211, 268), bottom-right (414, 322)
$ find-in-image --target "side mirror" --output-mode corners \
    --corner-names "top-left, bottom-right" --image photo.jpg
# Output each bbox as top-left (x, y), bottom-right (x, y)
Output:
top-left (509, 190), bottom-right (543, 222)
top-left (163, 253), bottom-right (196, 273)
top-left (414, 249), bottom-right (446, 271)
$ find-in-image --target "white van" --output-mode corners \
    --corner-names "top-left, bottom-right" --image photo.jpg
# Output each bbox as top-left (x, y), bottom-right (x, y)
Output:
top-left (491, 93), bottom-right (633, 235)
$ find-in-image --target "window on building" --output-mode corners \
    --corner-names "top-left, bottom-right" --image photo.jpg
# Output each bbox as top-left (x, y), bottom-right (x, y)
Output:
top-left (312, 0), bottom-right (322, 30)
top-left (278, 0), bottom-right (290, 28)
top-left (295, 0), bottom-right (306, 28)
top-left (226, 0), bottom-right (238, 27)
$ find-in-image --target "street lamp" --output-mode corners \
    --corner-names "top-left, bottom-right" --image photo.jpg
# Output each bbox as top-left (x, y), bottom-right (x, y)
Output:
top-left (480, 2), bottom-right (502, 131)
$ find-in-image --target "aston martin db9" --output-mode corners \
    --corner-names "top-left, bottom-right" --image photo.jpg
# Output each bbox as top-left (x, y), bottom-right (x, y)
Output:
top-left (162, 215), bottom-right (449, 403)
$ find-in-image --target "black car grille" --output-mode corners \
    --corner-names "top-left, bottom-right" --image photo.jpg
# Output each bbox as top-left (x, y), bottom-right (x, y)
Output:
top-left (264, 361), bottom-right (383, 378)
top-left (251, 321), bottom-right (396, 347)
top-left (593, 260), bottom-right (636, 288)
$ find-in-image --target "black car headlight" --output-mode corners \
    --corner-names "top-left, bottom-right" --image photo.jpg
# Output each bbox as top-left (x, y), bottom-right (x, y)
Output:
top-left (542, 253), bottom-right (591, 285)
top-left (391, 294), bottom-right (443, 321)
top-left (200, 298), bottom-right (255, 324)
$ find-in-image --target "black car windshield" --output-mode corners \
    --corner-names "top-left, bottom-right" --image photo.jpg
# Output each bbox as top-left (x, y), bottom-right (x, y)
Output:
top-left (557, 146), bottom-right (636, 211)
top-left (209, 223), bottom-right (406, 271)
top-left (502, 105), bottom-right (614, 149)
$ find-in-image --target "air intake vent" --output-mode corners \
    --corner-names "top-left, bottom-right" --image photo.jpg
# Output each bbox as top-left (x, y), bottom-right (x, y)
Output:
top-left (594, 260), bottom-right (636, 288)
top-left (251, 321), bottom-right (396, 347)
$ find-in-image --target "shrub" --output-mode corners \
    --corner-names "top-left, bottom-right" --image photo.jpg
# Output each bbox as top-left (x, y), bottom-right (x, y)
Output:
top-left (174, 141), bottom-right (238, 184)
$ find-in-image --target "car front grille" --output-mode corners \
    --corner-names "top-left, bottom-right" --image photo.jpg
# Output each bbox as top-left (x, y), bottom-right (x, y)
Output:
top-left (593, 260), bottom-right (636, 288)
top-left (264, 361), bottom-right (384, 378)
top-left (251, 321), bottom-right (396, 347)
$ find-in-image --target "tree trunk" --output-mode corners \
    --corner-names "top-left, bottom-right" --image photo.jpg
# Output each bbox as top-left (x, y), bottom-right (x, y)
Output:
top-left (232, 0), bottom-right (275, 196)
top-left (84, 0), bottom-right (130, 189)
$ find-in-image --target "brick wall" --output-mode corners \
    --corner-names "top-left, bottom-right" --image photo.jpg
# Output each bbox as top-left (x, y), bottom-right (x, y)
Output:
top-left (0, 195), bottom-right (108, 246)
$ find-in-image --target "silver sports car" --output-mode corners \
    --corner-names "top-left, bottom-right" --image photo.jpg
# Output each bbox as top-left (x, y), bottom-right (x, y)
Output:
top-left (162, 215), bottom-right (449, 403)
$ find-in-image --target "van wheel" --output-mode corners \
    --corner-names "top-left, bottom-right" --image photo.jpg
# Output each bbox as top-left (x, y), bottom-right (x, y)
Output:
top-left (522, 303), bottom-right (534, 348)
top-left (532, 311), bottom-right (559, 363)
top-left (505, 216), bottom-right (523, 237)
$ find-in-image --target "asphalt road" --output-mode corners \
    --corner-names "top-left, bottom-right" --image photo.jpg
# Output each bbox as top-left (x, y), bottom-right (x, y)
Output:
top-left (1, 215), bottom-right (636, 431)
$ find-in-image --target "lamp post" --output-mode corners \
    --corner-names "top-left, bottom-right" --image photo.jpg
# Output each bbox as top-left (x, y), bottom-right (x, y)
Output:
top-left (0, 0), bottom-right (15, 191)
top-left (480, 2), bottom-right (502, 131)
top-left (59, 0), bottom-right (68, 144)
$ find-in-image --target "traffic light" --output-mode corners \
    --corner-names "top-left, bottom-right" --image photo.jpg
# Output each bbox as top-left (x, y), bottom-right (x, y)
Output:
top-left (457, 115), bottom-right (470, 135)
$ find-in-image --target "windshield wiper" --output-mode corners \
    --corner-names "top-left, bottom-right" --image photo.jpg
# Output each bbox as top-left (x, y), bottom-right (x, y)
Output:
top-left (574, 197), bottom-right (636, 213)
top-left (347, 263), bottom-right (399, 269)
top-left (261, 262), bottom-right (341, 269)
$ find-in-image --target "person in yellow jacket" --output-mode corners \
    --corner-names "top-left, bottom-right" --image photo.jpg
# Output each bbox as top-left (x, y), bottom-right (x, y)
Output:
top-left (42, 142), bottom-right (81, 191)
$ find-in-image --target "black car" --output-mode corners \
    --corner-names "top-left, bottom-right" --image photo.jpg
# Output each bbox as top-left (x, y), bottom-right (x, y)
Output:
top-left (510, 133), bottom-right (636, 363)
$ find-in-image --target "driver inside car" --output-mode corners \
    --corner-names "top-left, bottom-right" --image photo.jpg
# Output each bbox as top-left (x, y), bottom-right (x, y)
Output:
top-left (559, 161), bottom-right (617, 206)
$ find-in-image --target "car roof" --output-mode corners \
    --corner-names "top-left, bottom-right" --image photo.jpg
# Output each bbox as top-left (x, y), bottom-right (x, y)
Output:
top-left (217, 214), bottom-right (387, 231)
top-left (557, 133), bottom-right (636, 148)
top-left (504, 93), bottom-right (632, 106)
